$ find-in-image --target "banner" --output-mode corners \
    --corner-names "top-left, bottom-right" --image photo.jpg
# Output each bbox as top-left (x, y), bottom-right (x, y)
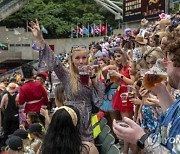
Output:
top-left (123, 0), bottom-right (165, 22)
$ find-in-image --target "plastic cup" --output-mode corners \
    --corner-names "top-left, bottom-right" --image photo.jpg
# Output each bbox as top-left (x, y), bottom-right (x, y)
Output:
top-left (78, 66), bottom-right (89, 86)
top-left (116, 120), bottom-right (129, 127)
top-left (140, 69), bottom-right (148, 77)
top-left (93, 65), bottom-right (100, 74)
top-left (41, 105), bottom-right (47, 109)
top-left (120, 93), bottom-right (128, 106)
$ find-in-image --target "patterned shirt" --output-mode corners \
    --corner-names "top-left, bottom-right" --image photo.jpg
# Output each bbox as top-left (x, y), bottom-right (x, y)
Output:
top-left (145, 97), bottom-right (180, 153)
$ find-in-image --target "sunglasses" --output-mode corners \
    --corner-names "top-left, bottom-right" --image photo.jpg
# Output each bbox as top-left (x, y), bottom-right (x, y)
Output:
top-left (146, 60), bottom-right (156, 65)
top-left (71, 45), bottom-right (87, 53)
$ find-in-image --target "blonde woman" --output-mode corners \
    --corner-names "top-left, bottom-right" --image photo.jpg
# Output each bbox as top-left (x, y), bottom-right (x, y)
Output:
top-left (29, 19), bottom-right (105, 142)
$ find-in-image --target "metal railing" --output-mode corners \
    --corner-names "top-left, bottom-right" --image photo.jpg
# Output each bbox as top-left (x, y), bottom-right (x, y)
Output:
top-left (0, 59), bottom-right (39, 78)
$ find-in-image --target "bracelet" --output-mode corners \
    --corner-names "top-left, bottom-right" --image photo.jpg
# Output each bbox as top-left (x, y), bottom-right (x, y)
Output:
top-left (90, 74), bottom-right (96, 79)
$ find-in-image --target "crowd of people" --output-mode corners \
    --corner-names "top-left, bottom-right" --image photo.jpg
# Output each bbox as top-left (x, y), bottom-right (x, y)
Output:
top-left (0, 12), bottom-right (179, 154)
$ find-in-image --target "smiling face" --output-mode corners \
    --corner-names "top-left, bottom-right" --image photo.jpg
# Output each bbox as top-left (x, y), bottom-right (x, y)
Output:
top-left (71, 48), bottom-right (88, 70)
top-left (114, 52), bottom-right (123, 66)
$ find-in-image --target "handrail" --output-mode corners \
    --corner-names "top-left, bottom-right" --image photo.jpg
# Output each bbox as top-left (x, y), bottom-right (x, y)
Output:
top-left (0, 59), bottom-right (39, 78)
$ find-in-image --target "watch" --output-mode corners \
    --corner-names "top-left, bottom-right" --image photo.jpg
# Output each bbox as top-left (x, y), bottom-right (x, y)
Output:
top-left (137, 133), bottom-right (149, 149)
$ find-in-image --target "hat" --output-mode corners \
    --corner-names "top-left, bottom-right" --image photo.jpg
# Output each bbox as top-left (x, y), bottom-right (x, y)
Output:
top-left (141, 18), bottom-right (149, 26)
top-left (9, 129), bottom-right (28, 139)
top-left (27, 123), bottom-right (42, 134)
top-left (6, 83), bottom-right (18, 93)
top-left (115, 38), bottom-right (122, 43)
top-left (124, 28), bottom-right (132, 34)
top-left (135, 35), bottom-right (148, 45)
top-left (6, 136), bottom-right (23, 151)
top-left (0, 84), bottom-right (5, 91)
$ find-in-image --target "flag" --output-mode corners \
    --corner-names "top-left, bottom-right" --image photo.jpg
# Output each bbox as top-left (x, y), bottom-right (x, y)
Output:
top-left (88, 25), bottom-right (94, 35)
top-left (41, 25), bottom-right (48, 34)
top-left (14, 29), bottom-right (21, 35)
top-left (101, 24), bottom-right (107, 35)
top-left (94, 25), bottom-right (100, 35)
top-left (82, 26), bottom-right (89, 36)
top-left (77, 26), bottom-right (83, 36)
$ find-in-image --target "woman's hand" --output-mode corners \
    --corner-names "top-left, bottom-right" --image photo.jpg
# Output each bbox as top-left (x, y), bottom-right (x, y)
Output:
top-left (130, 97), bottom-right (142, 105)
top-left (40, 108), bottom-right (49, 118)
top-left (136, 112), bottom-right (142, 125)
top-left (108, 70), bottom-right (120, 78)
top-left (146, 97), bottom-right (160, 106)
top-left (28, 19), bottom-right (43, 41)
top-left (139, 86), bottom-right (149, 97)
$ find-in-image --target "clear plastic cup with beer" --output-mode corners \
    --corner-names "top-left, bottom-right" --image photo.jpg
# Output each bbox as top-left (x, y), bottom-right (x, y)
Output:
top-left (143, 73), bottom-right (167, 89)
top-left (108, 70), bottom-right (117, 83)
top-left (93, 65), bottom-right (100, 74)
top-left (78, 66), bottom-right (89, 86)
top-left (143, 59), bottom-right (167, 89)
top-left (120, 93), bottom-right (128, 106)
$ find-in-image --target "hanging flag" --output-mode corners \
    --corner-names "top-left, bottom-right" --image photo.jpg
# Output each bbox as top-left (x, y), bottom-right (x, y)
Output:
top-left (82, 26), bottom-right (89, 36)
top-left (77, 26), bottom-right (83, 36)
top-left (14, 29), bottom-right (21, 35)
top-left (88, 25), bottom-right (94, 36)
top-left (94, 25), bottom-right (100, 35)
top-left (41, 25), bottom-right (48, 34)
top-left (101, 24), bottom-right (107, 35)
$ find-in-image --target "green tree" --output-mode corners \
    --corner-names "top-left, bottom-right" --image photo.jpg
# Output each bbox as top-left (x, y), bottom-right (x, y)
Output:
top-left (0, 0), bottom-right (119, 38)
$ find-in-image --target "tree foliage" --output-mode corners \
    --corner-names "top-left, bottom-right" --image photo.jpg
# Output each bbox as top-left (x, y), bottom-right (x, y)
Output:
top-left (0, 0), bottom-right (119, 38)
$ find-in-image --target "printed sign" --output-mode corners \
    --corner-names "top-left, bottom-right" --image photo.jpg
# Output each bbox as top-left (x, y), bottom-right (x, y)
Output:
top-left (123, 0), bottom-right (165, 22)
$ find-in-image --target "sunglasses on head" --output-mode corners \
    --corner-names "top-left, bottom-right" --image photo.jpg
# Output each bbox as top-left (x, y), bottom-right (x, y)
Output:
top-left (71, 45), bottom-right (87, 53)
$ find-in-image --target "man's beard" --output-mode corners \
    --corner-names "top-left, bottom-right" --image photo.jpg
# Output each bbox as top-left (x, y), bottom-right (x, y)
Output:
top-left (168, 72), bottom-right (179, 89)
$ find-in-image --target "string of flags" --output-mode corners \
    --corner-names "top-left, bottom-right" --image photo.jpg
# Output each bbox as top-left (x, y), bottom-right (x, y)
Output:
top-left (71, 23), bottom-right (113, 38)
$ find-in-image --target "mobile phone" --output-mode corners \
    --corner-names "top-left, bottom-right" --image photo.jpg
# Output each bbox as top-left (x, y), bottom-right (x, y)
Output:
top-left (136, 80), bottom-right (142, 87)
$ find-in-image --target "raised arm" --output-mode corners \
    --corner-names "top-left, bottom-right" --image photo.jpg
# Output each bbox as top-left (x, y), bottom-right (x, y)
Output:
top-left (28, 19), bottom-right (69, 82)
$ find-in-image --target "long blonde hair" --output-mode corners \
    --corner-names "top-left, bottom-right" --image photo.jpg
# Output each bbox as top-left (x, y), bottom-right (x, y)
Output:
top-left (69, 47), bottom-right (88, 96)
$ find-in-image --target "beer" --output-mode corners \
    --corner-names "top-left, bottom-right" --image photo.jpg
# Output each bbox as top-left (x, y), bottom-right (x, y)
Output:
top-left (143, 74), bottom-right (167, 89)
top-left (110, 75), bottom-right (116, 83)
top-left (120, 93), bottom-right (128, 106)
top-left (128, 92), bottom-right (135, 99)
top-left (79, 72), bottom-right (89, 86)
top-left (93, 65), bottom-right (100, 74)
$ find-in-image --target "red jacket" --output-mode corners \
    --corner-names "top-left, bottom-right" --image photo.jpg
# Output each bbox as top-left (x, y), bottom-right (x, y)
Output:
top-left (18, 80), bottom-right (48, 113)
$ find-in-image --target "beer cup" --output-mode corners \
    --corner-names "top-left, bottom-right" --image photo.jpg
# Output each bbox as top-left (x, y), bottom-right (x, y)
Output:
top-left (93, 65), bottom-right (100, 74)
top-left (143, 73), bottom-right (167, 89)
top-left (120, 93), bottom-right (128, 106)
top-left (78, 66), bottom-right (89, 86)
top-left (116, 120), bottom-right (130, 127)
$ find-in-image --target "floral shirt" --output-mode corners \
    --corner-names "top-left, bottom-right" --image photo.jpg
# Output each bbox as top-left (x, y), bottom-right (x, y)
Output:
top-left (145, 97), bottom-right (180, 153)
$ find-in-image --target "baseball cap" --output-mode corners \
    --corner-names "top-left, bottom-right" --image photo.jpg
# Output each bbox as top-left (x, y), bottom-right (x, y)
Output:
top-left (27, 123), bottom-right (42, 133)
top-left (9, 129), bottom-right (28, 139)
top-left (6, 136), bottom-right (23, 151)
